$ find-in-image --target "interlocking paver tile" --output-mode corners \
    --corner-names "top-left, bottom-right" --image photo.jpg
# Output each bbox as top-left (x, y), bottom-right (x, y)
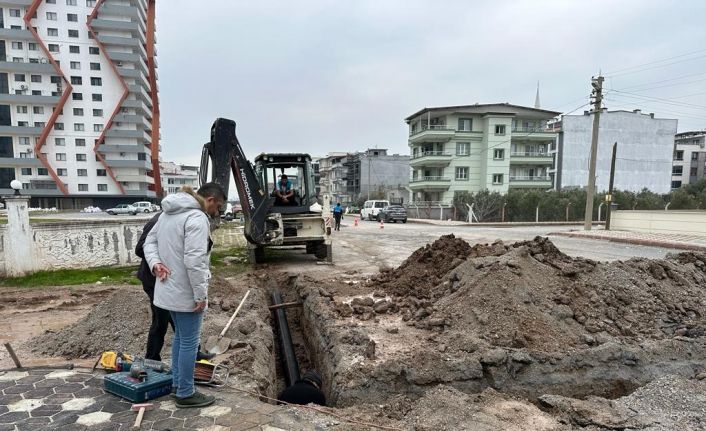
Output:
top-left (7, 398), bottom-right (43, 412)
top-left (14, 415), bottom-right (52, 430)
top-left (185, 415), bottom-right (216, 429)
top-left (30, 403), bottom-right (62, 417)
top-left (0, 371), bottom-right (28, 382)
top-left (0, 411), bottom-right (30, 424)
top-left (152, 416), bottom-right (186, 430)
top-left (76, 411), bottom-right (113, 426)
top-left (34, 378), bottom-right (65, 388)
top-left (3, 384), bottom-right (32, 394)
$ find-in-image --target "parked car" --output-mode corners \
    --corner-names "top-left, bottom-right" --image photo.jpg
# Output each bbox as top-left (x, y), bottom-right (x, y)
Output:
top-left (132, 201), bottom-right (153, 213)
top-left (376, 205), bottom-right (407, 223)
top-left (106, 204), bottom-right (137, 215)
top-left (361, 200), bottom-right (389, 221)
top-left (151, 204), bottom-right (161, 212)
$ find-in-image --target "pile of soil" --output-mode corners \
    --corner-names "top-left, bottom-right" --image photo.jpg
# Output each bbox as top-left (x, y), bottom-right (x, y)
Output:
top-left (357, 235), bottom-right (706, 352)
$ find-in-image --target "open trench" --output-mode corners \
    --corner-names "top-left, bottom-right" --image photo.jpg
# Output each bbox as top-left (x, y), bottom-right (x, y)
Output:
top-left (252, 273), bottom-right (706, 411)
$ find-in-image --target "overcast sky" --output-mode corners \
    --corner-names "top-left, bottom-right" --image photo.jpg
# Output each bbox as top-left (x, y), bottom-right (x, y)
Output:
top-left (156, 0), bottom-right (706, 167)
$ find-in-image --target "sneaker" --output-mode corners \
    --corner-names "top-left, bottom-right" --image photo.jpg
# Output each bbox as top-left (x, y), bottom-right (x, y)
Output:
top-left (175, 391), bottom-right (215, 408)
top-left (196, 351), bottom-right (216, 361)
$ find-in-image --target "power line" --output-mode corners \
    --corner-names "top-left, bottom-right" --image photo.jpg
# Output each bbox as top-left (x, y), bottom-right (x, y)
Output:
top-left (603, 96), bottom-right (706, 121)
top-left (612, 71), bottom-right (706, 92)
top-left (606, 89), bottom-right (706, 111)
top-left (604, 48), bottom-right (706, 76)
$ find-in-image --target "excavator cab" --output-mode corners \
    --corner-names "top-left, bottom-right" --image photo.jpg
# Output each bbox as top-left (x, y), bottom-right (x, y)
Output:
top-left (200, 118), bottom-right (331, 264)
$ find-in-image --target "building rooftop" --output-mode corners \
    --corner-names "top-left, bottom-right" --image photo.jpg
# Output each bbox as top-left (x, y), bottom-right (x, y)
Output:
top-left (405, 103), bottom-right (561, 122)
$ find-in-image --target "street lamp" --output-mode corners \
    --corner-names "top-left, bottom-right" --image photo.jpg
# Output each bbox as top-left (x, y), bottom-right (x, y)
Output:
top-left (10, 179), bottom-right (22, 196)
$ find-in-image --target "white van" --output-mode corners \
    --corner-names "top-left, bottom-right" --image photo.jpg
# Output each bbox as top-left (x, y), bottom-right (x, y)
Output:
top-left (132, 201), bottom-right (153, 213)
top-left (361, 200), bottom-right (389, 221)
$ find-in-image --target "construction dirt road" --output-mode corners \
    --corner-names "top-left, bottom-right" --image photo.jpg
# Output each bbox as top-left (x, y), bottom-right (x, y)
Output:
top-left (2, 222), bottom-right (705, 430)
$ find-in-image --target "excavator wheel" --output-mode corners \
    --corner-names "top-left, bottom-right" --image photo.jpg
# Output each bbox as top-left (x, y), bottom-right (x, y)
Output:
top-left (314, 243), bottom-right (328, 260)
top-left (306, 242), bottom-right (316, 254)
top-left (248, 246), bottom-right (266, 264)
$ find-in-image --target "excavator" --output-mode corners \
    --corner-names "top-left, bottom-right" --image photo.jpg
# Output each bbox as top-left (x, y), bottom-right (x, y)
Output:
top-left (199, 118), bottom-right (332, 263)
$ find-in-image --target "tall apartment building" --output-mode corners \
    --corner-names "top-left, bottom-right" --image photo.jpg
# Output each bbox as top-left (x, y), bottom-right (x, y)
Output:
top-left (0, 0), bottom-right (159, 209)
top-left (343, 149), bottom-right (409, 204)
top-left (160, 161), bottom-right (197, 195)
top-left (553, 109), bottom-right (677, 194)
top-left (317, 152), bottom-right (349, 203)
top-left (672, 130), bottom-right (706, 189)
top-left (405, 103), bottom-right (559, 204)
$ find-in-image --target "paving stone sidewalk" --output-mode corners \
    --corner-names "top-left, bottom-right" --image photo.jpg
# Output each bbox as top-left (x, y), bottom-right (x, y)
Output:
top-left (0, 369), bottom-right (335, 431)
top-left (553, 229), bottom-right (706, 252)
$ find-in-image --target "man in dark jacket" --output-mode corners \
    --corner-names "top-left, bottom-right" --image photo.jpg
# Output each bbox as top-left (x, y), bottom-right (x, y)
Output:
top-left (277, 370), bottom-right (326, 406)
top-left (136, 212), bottom-right (214, 362)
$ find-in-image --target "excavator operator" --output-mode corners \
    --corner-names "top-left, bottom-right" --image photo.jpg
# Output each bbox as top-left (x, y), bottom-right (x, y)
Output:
top-left (274, 174), bottom-right (295, 205)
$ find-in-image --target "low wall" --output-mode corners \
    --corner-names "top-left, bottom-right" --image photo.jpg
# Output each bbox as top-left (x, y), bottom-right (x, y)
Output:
top-left (611, 210), bottom-right (706, 237)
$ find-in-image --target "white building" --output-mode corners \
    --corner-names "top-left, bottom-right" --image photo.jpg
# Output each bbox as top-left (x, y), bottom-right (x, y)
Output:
top-left (160, 161), bottom-right (198, 195)
top-left (672, 131), bottom-right (706, 189)
top-left (553, 109), bottom-right (678, 194)
top-left (0, 0), bottom-right (159, 209)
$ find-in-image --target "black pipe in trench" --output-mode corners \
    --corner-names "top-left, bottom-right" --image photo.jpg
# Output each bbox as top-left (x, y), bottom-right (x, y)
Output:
top-left (271, 290), bottom-right (301, 387)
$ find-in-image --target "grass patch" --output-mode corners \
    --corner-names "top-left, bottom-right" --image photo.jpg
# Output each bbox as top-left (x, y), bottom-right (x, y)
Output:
top-left (0, 266), bottom-right (141, 288)
top-left (211, 247), bottom-right (250, 277)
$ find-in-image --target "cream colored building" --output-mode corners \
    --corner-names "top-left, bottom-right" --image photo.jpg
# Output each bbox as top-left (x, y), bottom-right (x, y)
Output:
top-left (406, 103), bottom-right (559, 204)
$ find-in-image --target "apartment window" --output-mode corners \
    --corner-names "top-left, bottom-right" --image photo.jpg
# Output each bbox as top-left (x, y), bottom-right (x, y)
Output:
top-left (492, 174), bottom-right (504, 184)
top-left (46, 12), bottom-right (57, 20)
top-left (17, 106), bottom-right (27, 114)
top-left (68, 29), bottom-right (79, 38)
top-left (11, 42), bottom-right (23, 50)
top-left (67, 0), bottom-right (77, 5)
top-left (69, 45), bottom-right (80, 54)
top-left (33, 106), bottom-right (44, 114)
top-left (13, 74), bottom-right (26, 83)
top-left (90, 62), bottom-right (100, 71)
top-left (77, 168), bottom-right (87, 176)
top-left (137, 153), bottom-right (147, 161)
top-left (21, 168), bottom-right (32, 175)
top-left (456, 142), bottom-right (470, 156)
top-left (29, 75), bottom-right (41, 84)
top-left (9, 9), bottom-right (21, 17)
top-left (494, 125), bottom-right (506, 135)
top-left (92, 93), bottom-right (102, 102)
top-left (493, 149), bottom-right (505, 160)
top-left (73, 107), bottom-right (83, 116)
top-left (455, 167), bottom-right (469, 181)
top-left (457, 118), bottom-right (472, 131)
top-left (70, 76), bottom-right (82, 85)
top-left (70, 61), bottom-right (80, 70)
top-left (18, 137), bottom-right (30, 145)
top-left (672, 180), bottom-right (682, 189)
top-left (75, 138), bottom-right (85, 146)
top-left (55, 137), bottom-right (65, 146)
top-left (90, 77), bottom-right (102, 86)
top-left (47, 28), bottom-right (59, 36)
top-left (29, 58), bottom-right (39, 64)
top-left (89, 47), bottom-right (99, 55)
top-left (691, 167), bottom-right (698, 176)
top-left (674, 150), bottom-right (684, 161)
top-left (72, 92), bottom-right (83, 100)
top-left (48, 43), bottom-right (59, 52)
top-left (46, 0), bottom-right (57, 3)
top-left (97, 184), bottom-right (107, 192)
top-left (54, 122), bottom-right (64, 130)
top-left (56, 153), bottom-right (66, 161)
top-left (78, 183), bottom-right (88, 191)
top-left (67, 13), bottom-right (78, 22)
top-left (96, 169), bottom-right (106, 176)
top-left (31, 90), bottom-right (42, 96)
top-left (12, 57), bottom-right (23, 63)
top-left (74, 123), bottom-right (84, 131)
top-left (57, 168), bottom-right (67, 176)
top-left (93, 123), bottom-right (103, 132)
top-left (33, 121), bottom-right (44, 127)
top-left (92, 109), bottom-right (102, 117)
top-left (672, 166), bottom-right (683, 175)
top-left (76, 153), bottom-right (86, 161)
top-left (28, 43), bottom-right (38, 51)
top-left (692, 152), bottom-right (699, 161)
top-left (50, 75), bottom-right (61, 84)
top-left (38, 168), bottom-right (48, 175)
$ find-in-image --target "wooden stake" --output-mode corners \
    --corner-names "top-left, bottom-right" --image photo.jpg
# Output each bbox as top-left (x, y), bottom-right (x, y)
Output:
top-left (4, 343), bottom-right (22, 369)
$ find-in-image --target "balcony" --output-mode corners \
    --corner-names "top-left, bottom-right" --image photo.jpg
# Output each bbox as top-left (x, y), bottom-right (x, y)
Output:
top-left (508, 175), bottom-right (553, 188)
top-left (408, 125), bottom-right (455, 143)
top-left (410, 150), bottom-right (453, 167)
top-left (511, 127), bottom-right (557, 140)
top-left (510, 151), bottom-right (553, 165)
top-left (409, 176), bottom-right (452, 190)
top-left (0, 157), bottom-right (43, 167)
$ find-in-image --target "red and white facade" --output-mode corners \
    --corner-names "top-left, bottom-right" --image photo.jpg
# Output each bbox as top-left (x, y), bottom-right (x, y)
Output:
top-left (0, 0), bottom-right (159, 209)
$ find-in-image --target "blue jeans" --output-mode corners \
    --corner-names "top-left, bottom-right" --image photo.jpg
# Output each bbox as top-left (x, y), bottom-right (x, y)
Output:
top-left (170, 310), bottom-right (203, 398)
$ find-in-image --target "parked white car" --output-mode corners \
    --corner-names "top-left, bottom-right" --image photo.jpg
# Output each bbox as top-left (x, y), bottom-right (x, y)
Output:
top-left (106, 204), bottom-right (137, 215)
top-left (132, 201), bottom-right (154, 213)
top-left (361, 200), bottom-right (389, 221)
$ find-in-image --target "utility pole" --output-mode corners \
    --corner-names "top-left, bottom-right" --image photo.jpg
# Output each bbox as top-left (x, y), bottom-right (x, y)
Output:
top-left (584, 75), bottom-right (604, 230)
top-left (605, 142), bottom-right (617, 230)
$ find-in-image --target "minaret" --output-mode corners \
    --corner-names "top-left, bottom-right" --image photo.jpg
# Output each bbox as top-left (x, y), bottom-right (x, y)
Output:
top-left (534, 81), bottom-right (541, 109)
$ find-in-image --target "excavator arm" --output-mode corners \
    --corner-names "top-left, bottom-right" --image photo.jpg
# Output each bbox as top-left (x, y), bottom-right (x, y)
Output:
top-left (199, 118), bottom-right (278, 245)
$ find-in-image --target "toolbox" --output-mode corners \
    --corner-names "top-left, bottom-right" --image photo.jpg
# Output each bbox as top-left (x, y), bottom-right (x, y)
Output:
top-left (103, 369), bottom-right (172, 402)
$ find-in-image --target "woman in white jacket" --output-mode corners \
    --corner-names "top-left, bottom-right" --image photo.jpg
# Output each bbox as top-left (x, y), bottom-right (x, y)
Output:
top-left (143, 183), bottom-right (225, 408)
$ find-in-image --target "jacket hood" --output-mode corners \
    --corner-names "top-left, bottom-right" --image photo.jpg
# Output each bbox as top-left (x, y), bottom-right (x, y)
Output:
top-left (161, 192), bottom-right (203, 215)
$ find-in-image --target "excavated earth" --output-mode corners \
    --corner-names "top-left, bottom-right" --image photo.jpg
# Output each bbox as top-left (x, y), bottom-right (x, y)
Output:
top-left (24, 235), bottom-right (706, 430)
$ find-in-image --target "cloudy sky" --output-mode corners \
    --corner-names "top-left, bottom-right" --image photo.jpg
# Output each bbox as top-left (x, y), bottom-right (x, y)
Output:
top-left (156, 0), bottom-right (706, 167)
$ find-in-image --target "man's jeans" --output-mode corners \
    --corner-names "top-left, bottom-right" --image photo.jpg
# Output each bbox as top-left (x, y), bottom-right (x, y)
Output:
top-left (170, 311), bottom-right (203, 398)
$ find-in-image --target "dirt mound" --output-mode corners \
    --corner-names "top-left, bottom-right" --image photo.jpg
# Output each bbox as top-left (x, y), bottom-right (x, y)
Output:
top-left (363, 236), bottom-right (706, 353)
